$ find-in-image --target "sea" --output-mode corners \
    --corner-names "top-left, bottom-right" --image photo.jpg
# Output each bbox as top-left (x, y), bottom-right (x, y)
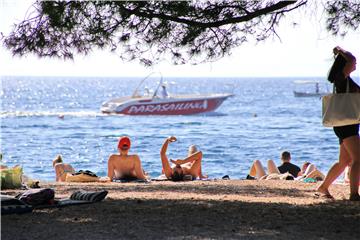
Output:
top-left (1, 76), bottom-right (359, 181)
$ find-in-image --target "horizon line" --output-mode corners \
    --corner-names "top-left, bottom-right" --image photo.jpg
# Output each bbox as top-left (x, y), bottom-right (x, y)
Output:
top-left (1, 75), bottom-right (327, 79)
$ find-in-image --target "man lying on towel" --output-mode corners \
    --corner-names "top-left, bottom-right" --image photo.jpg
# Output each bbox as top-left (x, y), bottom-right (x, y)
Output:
top-left (161, 136), bottom-right (207, 181)
top-left (107, 136), bottom-right (148, 181)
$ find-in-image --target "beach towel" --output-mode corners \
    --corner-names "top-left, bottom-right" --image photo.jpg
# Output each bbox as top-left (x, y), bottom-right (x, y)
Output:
top-left (1, 194), bottom-right (33, 215)
top-left (74, 170), bottom-right (98, 177)
top-left (152, 174), bottom-right (193, 181)
top-left (65, 172), bottom-right (100, 182)
top-left (35, 190), bottom-right (108, 209)
top-left (265, 172), bottom-right (294, 180)
top-left (69, 190), bottom-right (108, 202)
top-left (112, 178), bottom-right (151, 183)
top-left (151, 174), bottom-right (170, 181)
top-left (151, 174), bottom-right (217, 182)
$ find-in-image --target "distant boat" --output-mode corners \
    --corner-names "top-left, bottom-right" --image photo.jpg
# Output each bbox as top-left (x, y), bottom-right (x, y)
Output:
top-left (293, 80), bottom-right (330, 97)
top-left (101, 74), bottom-right (234, 115)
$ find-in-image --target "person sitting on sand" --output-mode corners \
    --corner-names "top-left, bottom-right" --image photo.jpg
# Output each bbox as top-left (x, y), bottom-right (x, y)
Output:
top-left (248, 151), bottom-right (301, 180)
top-left (296, 162), bottom-right (325, 181)
top-left (53, 155), bottom-right (75, 182)
top-left (160, 136), bottom-right (207, 181)
top-left (107, 136), bottom-right (148, 181)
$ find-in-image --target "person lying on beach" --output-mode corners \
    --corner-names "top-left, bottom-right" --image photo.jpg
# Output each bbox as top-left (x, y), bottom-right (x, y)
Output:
top-left (53, 155), bottom-right (75, 182)
top-left (160, 136), bottom-right (207, 181)
top-left (295, 162), bottom-right (325, 181)
top-left (107, 136), bottom-right (148, 181)
top-left (247, 151), bottom-right (301, 180)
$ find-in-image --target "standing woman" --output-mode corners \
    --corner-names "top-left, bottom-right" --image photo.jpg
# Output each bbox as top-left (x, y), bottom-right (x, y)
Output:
top-left (317, 46), bottom-right (360, 201)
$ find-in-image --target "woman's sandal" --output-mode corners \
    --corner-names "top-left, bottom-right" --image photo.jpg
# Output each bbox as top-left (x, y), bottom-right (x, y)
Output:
top-left (314, 192), bottom-right (335, 200)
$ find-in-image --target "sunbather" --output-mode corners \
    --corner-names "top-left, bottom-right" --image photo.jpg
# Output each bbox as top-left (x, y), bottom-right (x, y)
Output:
top-left (296, 162), bottom-right (325, 181)
top-left (107, 136), bottom-right (148, 181)
top-left (248, 151), bottom-right (301, 180)
top-left (160, 136), bottom-right (207, 181)
top-left (53, 155), bottom-right (75, 182)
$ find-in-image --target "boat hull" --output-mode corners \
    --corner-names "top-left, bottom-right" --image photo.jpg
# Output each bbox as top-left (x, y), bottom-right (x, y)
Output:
top-left (101, 94), bottom-right (233, 115)
top-left (293, 91), bottom-right (328, 97)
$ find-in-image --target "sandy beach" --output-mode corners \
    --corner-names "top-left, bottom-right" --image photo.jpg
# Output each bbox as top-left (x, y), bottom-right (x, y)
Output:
top-left (1, 180), bottom-right (359, 240)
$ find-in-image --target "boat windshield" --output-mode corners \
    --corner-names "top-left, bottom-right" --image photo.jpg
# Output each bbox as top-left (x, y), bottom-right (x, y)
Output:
top-left (131, 72), bottom-right (164, 98)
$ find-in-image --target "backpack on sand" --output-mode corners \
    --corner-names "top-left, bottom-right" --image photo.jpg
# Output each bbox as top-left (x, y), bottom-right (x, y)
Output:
top-left (16, 188), bottom-right (55, 206)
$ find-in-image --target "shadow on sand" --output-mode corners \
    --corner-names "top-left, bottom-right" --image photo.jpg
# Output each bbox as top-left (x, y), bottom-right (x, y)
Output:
top-left (2, 182), bottom-right (359, 240)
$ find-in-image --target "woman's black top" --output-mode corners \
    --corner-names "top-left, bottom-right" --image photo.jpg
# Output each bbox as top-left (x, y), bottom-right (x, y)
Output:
top-left (333, 72), bottom-right (360, 93)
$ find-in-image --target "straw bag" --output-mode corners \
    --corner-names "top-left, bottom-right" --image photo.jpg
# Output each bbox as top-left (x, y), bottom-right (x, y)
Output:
top-left (322, 79), bottom-right (360, 127)
top-left (0, 166), bottom-right (23, 189)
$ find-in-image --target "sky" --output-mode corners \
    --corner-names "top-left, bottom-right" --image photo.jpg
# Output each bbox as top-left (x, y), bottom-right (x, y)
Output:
top-left (0, 0), bottom-right (359, 78)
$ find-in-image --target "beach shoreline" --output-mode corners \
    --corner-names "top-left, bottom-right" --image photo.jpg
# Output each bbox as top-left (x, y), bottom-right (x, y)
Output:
top-left (1, 180), bottom-right (359, 240)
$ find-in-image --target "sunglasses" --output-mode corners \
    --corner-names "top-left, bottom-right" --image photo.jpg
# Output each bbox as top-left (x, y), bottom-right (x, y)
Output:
top-left (120, 145), bottom-right (129, 150)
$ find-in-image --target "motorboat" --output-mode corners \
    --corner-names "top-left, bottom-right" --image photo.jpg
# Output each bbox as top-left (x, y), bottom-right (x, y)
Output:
top-left (293, 80), bottom-right (329, 97)
top-left (101, 74), bottom-right (234, 115)
top-left (293, 91), bottom-right (328, 97)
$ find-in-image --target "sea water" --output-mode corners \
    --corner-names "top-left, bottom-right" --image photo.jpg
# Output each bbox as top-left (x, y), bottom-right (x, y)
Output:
top-left (1, 76), bottom-right (358, 181)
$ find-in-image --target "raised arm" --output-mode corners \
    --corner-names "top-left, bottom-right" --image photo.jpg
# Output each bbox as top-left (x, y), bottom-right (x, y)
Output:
top-left (333, 46), bottom-right (356, 77)
top-left (160, 136), bottom-right (177, 178)
top-left (171, 151), bottom-right (203, 165)
top-left (171, 151), bottom-right (207, 179)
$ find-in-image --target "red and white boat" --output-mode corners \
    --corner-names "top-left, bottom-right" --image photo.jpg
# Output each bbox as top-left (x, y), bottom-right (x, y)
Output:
top-left (101, 75), bottom-right (233, 115)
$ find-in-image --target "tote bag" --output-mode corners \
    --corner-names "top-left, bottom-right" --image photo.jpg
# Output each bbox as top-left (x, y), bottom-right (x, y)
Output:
top-left (322, 80), bottom-right (360, 127)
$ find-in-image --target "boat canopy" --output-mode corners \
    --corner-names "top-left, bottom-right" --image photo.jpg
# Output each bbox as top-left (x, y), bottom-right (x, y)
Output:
top-left (131, 72), bottom-right (164, 98)
top-left (293, 80), bottom-right (320, 84)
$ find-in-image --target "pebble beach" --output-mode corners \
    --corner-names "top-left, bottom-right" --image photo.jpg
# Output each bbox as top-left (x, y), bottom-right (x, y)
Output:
top-left (2, 180), bottom-right (359, 240)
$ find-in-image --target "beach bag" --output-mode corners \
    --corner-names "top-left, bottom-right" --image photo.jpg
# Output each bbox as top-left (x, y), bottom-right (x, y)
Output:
top-left (16, 188), bottom-right (55, 206)
top-left (0, 166), bottom-right (23, 189)
top-left (322, 80), bottom-right (360, 127)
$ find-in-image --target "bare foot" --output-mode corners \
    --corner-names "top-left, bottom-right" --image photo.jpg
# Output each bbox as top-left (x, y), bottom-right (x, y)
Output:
top-left (316, 186), bottom-right (334, 199)
top-left (349, 194), bottom-right (360, 201)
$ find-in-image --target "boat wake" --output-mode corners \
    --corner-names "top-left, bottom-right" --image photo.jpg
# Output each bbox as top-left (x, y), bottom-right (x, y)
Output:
top-left (0, 111), bottom-right (105, 118)
top-left (1, 110), bottom-right (227, 118)
top-left (194, 112), bottom-right (228, 117)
